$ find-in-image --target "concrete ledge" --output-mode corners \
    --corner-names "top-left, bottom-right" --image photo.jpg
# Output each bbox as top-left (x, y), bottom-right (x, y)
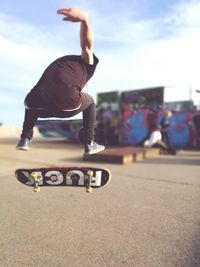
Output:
top-left (84, 146), bottom-right (160, 164)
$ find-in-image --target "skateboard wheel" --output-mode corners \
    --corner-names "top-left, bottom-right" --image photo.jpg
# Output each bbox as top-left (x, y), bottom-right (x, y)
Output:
top-left (31, 172), bottom-right (38, 179)
top-left (87, 170), bottom-right (93, 177)
top-left (86, 187), bottom-right (93, 193)
top-left (34, 187), bottom-right (40, 193)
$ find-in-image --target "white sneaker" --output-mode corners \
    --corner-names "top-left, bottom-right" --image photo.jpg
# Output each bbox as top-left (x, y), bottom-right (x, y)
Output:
top-left (16, 138), bottom-right (30, 150)
top-left (84, 141), bottom-right (105, 155)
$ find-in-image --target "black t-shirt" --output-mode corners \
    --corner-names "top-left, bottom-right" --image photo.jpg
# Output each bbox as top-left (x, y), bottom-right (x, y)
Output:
top-left (26, 54), bottom-right (99, 110)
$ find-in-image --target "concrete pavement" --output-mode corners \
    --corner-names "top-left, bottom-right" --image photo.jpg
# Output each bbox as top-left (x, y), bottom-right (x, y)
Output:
top-left (0, 135), bottom-right (200, 267)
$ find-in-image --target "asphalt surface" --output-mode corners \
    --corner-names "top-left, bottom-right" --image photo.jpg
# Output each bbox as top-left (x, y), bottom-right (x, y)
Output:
top-left (0, 136), bottom-right (200, 267)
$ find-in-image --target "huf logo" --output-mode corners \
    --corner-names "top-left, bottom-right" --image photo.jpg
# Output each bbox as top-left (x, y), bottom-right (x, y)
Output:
top-left (23, 170), bottom-right (102, 187)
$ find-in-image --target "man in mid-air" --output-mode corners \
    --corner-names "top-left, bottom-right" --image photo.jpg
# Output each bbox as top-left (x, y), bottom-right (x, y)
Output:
top-left (16, 7), bottom-right (105, 155)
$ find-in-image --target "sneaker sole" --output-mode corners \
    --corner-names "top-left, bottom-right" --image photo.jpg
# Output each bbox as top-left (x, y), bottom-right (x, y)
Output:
top-left (85, 146), bottom-right (105, 155)
top-left (16, 146), bottom-right (29, 151)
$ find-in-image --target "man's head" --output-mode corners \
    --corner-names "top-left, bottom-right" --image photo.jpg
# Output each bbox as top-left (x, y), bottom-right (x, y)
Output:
top-left (155, 125), bottom-right (162, 131)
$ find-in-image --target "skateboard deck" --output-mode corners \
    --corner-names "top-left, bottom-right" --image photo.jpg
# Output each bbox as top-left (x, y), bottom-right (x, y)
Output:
top-left (15, 167), bottom-right (111, 193)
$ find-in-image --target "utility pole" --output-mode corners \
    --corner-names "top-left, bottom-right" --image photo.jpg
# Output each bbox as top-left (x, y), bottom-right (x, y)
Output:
top-left (189, 84), bottom-right (192, 101)
top-left (196, 89), bottom-right (200, 110)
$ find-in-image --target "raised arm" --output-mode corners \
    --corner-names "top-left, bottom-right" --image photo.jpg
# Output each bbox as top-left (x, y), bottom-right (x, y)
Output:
top-left (57, 8), bottom-right (94, 65)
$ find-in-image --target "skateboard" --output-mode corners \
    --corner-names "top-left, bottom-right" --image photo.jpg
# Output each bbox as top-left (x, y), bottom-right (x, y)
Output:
top-left (15, 167), bottom-right (111, 193)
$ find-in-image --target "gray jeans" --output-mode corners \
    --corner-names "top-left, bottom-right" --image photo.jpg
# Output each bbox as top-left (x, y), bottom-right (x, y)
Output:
top-left (21, 92), bottom-right (96, 143)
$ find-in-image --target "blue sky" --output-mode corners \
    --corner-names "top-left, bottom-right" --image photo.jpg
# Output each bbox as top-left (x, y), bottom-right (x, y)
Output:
top-left (1, 0), bottom-right (200, 125)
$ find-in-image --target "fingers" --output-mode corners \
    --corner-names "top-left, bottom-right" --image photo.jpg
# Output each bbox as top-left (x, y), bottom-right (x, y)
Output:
top-left (63, 17), bottom-right (74, 22)
top-left (57, 8), bottom-right (71, 15)
top-left (57, 8), bottom-right (73, 21)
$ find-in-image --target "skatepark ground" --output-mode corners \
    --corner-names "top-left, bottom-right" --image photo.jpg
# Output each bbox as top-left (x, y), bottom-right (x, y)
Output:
top-left (0, 128), bottom-right (200, 267)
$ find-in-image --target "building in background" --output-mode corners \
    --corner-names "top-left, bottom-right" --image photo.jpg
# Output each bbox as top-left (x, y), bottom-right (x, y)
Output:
top-left (120, 86), bottom-right (164, 111)
top-left (164, 100), bottom-right (196, 112)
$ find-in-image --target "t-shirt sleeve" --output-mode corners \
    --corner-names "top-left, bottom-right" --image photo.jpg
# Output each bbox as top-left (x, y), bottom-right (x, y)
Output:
top-left (93, 54), bottom-right (99, 65)
top-left (84, 54), bottom-right (99, 80)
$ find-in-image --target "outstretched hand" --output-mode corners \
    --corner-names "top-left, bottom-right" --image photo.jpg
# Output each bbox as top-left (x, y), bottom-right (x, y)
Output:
top-left (57, 8), bottom-right (88, 22)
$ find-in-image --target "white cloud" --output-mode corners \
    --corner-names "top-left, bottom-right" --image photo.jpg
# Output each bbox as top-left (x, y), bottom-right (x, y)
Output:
top-left (0, 12), bottom-right (81, 90)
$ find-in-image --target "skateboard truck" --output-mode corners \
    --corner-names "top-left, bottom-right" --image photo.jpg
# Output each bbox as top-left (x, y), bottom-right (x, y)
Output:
top-left (85, 170), bottom-right (93, 193)
top-left (30, 172), bottom-right (42, 192)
